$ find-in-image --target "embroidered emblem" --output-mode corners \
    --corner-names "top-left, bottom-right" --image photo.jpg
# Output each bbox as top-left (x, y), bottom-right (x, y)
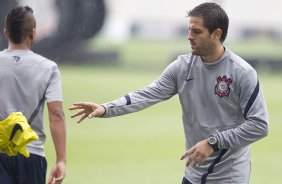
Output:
top-left (214, 75), bottom-right (232, 98)
top-left (13, 56), bottom-right (21, 64)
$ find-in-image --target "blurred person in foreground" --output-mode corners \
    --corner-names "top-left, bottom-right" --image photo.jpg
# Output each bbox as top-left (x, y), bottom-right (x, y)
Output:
top-left (0, 6), bottom-right (66, 184)
top-left (70, 2), bottom-right (268, 184)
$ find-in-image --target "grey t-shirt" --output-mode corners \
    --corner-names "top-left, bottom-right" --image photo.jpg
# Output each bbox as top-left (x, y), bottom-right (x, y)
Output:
top-left (0, 49), bottom-right (63, 157)
top-left (101, 48), bottom-right (268, 183)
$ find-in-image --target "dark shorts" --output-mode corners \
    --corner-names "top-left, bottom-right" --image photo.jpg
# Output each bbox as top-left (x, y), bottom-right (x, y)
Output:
top-left (0, 153), bottom-right (47, 184)
top-left (182, 177), bottom-right (193, 184)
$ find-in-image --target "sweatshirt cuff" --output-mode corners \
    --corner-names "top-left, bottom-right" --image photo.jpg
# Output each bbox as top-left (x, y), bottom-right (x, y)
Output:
top-left (216, 131), bottom-right (229, 150)
top-left (100, 103), bottom-right (114, 118)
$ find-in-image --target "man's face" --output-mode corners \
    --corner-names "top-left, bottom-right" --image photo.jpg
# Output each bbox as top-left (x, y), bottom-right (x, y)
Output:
top-left (187, 16), bottom-right (215, 57)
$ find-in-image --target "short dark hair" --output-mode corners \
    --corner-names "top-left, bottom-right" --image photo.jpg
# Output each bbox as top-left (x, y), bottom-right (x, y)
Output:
top-left (188, 2), bottom-right (229, 42)
top-left (5, 6), bottom-right (36, 43)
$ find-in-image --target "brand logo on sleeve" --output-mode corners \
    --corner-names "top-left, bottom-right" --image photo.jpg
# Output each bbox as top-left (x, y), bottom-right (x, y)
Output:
top-left (214, 75), bottom-right (232, 98)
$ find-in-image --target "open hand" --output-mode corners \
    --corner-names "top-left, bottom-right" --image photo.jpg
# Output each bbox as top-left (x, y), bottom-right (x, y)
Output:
top-left (69, 102), bottom-right (106, 123)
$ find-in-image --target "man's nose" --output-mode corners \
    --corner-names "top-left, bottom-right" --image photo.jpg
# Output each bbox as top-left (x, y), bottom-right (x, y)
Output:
top-left (187, 31), bottom-right (193, 41)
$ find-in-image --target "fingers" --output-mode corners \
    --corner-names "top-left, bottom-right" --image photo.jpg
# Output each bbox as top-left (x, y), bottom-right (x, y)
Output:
top-left (69, 102), bottom-right (96, 111)
top-left (48, 169), bottom-right (55, 184)
top-left (69, 102), bottom-right (87, 110)
top-left (50, 176), bottom-right (64, 184)
top-left (70, 109), bottom-right (99, 123)
top-left (48, 176), bottom-right (64, 184)
top-left (69, 102), bottom-right (105, 123)
top-left (48, 173), bottom-right (56, 184)
top-left (186, 151), bottom-right (198, 167)
top-left (180, 149), bottom-right (195, 167)
top-left (181, 146), bottom-right (205, 167)
top-left (47, 176), bottom-right (52, 184)
top-left (77, 113), bottom-right (88, 124)
top-left (69, 102), bottom-right (94, 123)
top-left (69, 106), bottom-right (81, 110)
top-left (180, 151), bottom-right (190, 160)
top-left (48, 165), bottom-right (65, 184)
top-left (70, 110), bottom-right (85, 118)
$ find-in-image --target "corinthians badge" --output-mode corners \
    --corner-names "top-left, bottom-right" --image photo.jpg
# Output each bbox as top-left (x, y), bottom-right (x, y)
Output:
top-left (214, 75), bottom-right (232, 98)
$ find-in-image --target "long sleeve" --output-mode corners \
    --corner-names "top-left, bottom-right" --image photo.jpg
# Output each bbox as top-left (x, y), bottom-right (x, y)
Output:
top-left (216, 68), bottom-right (269, 149)
top-left (102, 61), bottom-right (179, 118)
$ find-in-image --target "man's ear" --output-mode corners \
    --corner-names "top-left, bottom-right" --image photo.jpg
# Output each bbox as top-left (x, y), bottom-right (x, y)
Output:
top-left (29, 28), bottom-right (36, 40)
top-left (212, 28), bottom-right (222, 41)
top-left (4, 28), bottom-right (9, 39)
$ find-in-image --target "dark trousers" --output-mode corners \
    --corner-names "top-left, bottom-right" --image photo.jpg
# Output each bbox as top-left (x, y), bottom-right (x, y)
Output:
top-left (182, 177), bottom-right (193, 184)
top-left (0, 153), bottom-right (47, 184)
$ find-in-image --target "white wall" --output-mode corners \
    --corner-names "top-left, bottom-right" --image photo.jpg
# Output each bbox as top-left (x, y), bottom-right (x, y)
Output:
top-left (102, 0), bottom-right (282, 41)
top-left (18, 0), bottom-right (282, 42)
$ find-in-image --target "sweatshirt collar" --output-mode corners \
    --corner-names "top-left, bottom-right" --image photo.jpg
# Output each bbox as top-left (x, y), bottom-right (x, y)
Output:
top-left (200, 47), bottom-right (229, 70)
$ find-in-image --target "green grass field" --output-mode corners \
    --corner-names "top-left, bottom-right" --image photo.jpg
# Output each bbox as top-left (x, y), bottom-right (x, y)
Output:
top-left (43, 66), bottom-right (282, 184)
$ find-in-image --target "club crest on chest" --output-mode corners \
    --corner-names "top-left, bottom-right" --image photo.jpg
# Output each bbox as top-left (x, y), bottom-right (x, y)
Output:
top-left (214, 75), bottom-right (232, 98)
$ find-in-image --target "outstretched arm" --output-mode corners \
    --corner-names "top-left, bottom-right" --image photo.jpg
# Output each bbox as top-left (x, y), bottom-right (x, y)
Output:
top-left (69, 102), bottom-right (106, 124)
top-left (47, 101), bottom-right (66, 184)
top-left (69, 59), bottom-right (179, 123)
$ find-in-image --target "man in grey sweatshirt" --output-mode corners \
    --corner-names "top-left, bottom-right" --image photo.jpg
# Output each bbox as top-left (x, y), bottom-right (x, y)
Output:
top-left (70, 2), bottom-right (268, 184)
